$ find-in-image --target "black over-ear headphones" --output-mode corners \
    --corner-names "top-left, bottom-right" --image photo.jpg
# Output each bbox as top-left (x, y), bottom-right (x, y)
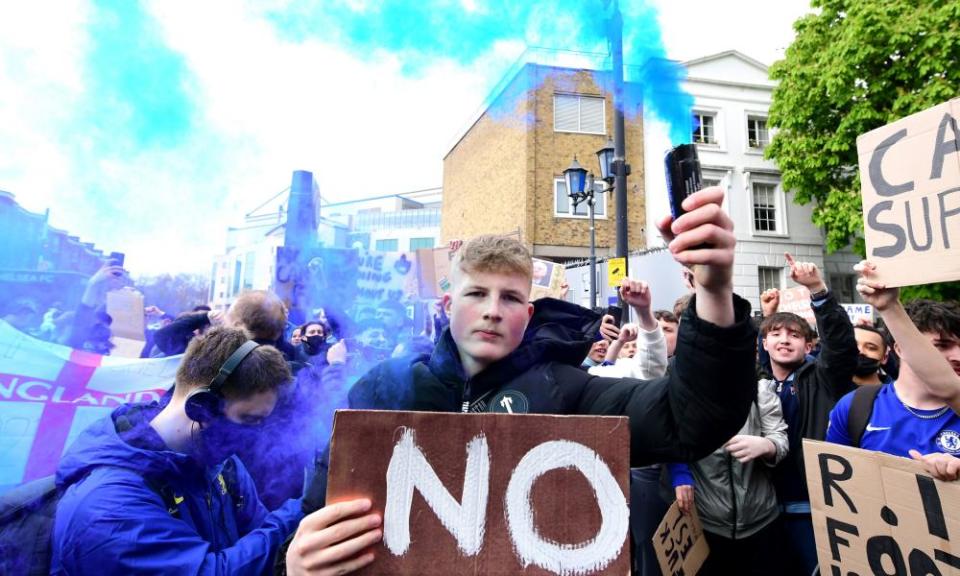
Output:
top-left (184, 340), bottom-right (260, 425)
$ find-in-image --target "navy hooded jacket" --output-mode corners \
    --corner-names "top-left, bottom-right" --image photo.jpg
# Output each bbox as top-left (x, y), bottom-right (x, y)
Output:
top-left (51, 402), bottom-right (302, 575)
top-left (349, 295), bottom-right (759, 467)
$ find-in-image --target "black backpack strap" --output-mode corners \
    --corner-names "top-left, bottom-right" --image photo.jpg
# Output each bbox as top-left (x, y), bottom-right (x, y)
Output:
top-left (848, 385), bottom-right (882, 448)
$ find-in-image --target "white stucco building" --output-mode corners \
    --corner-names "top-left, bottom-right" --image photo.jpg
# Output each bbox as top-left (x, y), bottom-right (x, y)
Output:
top-left (644, 51), bottom-right (862, 310)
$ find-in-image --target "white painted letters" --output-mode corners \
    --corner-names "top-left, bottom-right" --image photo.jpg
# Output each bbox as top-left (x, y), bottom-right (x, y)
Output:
top-left (383, 431), bottom-right (628, 575)
top-left (384, 428), bottom-right (490, 556)
top-left (505, 440), bottom-right (629, 576)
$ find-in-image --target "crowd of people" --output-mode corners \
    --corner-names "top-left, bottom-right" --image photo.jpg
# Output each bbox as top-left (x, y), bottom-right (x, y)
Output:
top-left (2, 185), bottom-right (959, 575)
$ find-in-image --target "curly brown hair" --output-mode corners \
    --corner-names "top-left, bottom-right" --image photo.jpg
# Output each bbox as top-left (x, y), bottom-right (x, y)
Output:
top-left (175, 326), bottom-right (291, 399)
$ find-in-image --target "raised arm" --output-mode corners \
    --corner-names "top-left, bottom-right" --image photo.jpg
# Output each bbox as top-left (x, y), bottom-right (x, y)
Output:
top-left (580, 187), bottom-right (757, 464)
top-left (856, 260), bottom-right (960, 411)
top-left (786, 253), bottom-right (858, 399)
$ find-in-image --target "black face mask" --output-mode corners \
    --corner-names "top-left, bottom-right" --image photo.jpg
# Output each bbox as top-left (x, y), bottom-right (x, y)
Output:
top-left (854, 354), bottom-right (882, 377)
top-left (192, 416), bottom-right (262, 466)
top-left (304, 335), bottom-right (326, 356)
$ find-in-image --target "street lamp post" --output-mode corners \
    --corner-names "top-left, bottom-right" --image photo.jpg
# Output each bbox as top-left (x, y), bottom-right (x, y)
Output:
top-left (609, 3), bottom-right (629, 269)
top-left (565, 140), bottom-right (616, 310)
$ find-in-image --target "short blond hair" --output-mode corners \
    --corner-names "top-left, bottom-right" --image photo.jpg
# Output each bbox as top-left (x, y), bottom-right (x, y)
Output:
top-left (453, 235), bottom-right (533, 285)
top-left (228, 290), bottom-right (287, 342)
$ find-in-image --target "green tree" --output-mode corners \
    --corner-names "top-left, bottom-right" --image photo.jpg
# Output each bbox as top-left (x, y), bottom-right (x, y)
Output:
top-left (767, 0), bottom-right (960, 301)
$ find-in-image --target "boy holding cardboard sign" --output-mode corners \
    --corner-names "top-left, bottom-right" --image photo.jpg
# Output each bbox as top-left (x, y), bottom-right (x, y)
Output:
top-left (346, 187), bottom-right (755, 464)
top-left (826, 260), bottom-right (960, 482)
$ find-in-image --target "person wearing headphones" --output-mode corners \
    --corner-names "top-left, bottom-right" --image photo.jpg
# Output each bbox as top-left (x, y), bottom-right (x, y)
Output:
top-left (51, 326), bottom-right (382, 575)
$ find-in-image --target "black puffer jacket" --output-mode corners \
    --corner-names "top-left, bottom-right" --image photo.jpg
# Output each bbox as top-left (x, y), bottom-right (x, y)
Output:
top-left (349, 295), bottom-right (758, 467)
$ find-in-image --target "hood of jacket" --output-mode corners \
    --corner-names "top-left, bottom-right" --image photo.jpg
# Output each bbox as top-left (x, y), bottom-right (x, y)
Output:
top-left (427, 297), bottom-right (601, 394)
top-left (55, 402), bottom-right (194, 490)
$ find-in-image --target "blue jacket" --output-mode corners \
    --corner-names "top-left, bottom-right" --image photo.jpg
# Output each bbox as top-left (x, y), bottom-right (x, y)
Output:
top-left (51, 402), bottom-right (303, 575)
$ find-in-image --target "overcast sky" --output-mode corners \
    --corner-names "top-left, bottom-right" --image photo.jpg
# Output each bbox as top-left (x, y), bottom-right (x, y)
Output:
top-left (0, 0), bottom-right (813, 275)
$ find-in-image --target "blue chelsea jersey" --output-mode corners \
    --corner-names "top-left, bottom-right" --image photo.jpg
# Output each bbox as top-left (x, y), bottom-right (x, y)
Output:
top-left (826, 383), bottom-right (960, 458)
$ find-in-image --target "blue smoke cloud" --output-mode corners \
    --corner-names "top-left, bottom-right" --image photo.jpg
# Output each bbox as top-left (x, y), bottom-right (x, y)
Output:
top-left (84, 0), bottom-right (194, 149)
top-left (268, 0), bottom-right (693, 143)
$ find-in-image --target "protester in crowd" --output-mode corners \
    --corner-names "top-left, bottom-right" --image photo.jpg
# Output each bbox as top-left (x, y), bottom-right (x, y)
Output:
top-left (826, 261), bottom-right (960, 481)
top-left (52, 327), bottom-right (304, 573)
top-left (38, 302), bottom-right (64, 340)
top-left (759, 253), bottom-right (858, 576)
top-left (580, 338), bottom-right (609, 368)
top-left (64, 262), bottom-right (126, 353)
top-left (851, 323), bottom-right (892, 387)
top-left (588, 279), bottom-right (668, 380)
top-left (655, 309), bottom-right (679, 358)
top-left (296, 320), bottom-right (331, 367)
top-left (667, 378), bottom-right (789, 576)
top-left (52, 325), bottom-right (379, 575)
top-left (153, 304), bottom-right (218, 356)
top-left (343, 186), bottom-right (757, 483)
top-left (156, 292), bottom-right (296, 361)
top-left (139, 306), bottom-right (172, 358)
top-left (290, 326), bottom-right (303, 347)
top-left (581, 280), bottom-right (670, 576)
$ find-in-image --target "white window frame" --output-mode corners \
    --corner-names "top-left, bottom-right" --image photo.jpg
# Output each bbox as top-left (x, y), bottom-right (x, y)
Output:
top-left (692, 109), bottom-right (720, 147)
top-left (554, 178), bottom-right (608, 220)
top-left (758, 266), bottom-right (784, 294)
top-left (748, 177), bottom-right (788, 237)
top-left (745, 113), bottom-right (770, 152)
top-left (554, 94), bottom-right (606, 135)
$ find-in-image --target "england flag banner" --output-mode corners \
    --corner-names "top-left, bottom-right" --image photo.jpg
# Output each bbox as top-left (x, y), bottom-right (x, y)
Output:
top-left (0, 321), bottom-right (179, 492)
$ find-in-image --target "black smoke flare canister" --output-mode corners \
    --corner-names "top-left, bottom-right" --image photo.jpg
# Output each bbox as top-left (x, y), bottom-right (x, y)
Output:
top-left (664, 143), bottom-right (703, 219)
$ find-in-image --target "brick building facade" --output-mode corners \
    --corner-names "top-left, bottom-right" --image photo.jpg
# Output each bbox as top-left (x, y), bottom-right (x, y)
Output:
top-left (442, 63), bottom-right (646, 261)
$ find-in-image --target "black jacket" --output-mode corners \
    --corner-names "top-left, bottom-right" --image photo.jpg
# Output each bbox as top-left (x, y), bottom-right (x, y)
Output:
top-left (154, 311), bottom-right (297, 361)
top-left (771, 292), bottom-right (858, 503)
top-left (348, 295), bottom-right (758, 467)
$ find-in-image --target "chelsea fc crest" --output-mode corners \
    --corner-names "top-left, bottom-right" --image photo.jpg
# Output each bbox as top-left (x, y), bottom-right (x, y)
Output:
top-left (936, 429), bottom-right (960, 454)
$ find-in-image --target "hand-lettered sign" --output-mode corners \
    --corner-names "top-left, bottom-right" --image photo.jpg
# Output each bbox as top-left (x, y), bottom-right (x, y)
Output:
top-left (804, 440), bottom-right (960, 576)
top-left (652, 501), bottom-right (709, 576)
top-left (326, 410), bottom-right (631, 576)
top-left (777, 286), bottom-right (816, 328)
top-left (857, 98), bottom-right (960, 287)
top-left (530, 259), bottom-right (567, 302)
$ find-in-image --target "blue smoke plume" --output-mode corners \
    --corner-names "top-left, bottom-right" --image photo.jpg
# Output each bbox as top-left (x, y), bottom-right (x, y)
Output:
top-left (269, 0), bottom-right (693, 143)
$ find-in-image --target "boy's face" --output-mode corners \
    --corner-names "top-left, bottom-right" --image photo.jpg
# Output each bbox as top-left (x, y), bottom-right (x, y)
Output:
top-left (854, 327), bottom-right (887, 363)
top-left (443, 268), bottom-right (533, 376)
top-left (588, 340), bottom-right (608, 362)
top-left (763, 323), bottom-right (813, 367)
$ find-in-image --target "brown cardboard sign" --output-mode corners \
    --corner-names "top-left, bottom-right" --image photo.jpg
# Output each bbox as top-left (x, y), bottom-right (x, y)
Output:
top-left (803, 440), bottom-right (960, 576)
top-left (652, 501), bottom-right (709, 576)
top-left (416, 247), bottom-right (455, 299)
top-left (857, 98), bottom-right (960, 287)
top-left (777, 286), bottom-right (816, 328)
top-left (530, 258), bottom-right (567, 302)
top-left (326, 410), bottom-right (631, 575)
top-left (105, 288), bottom-right (145, 342)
